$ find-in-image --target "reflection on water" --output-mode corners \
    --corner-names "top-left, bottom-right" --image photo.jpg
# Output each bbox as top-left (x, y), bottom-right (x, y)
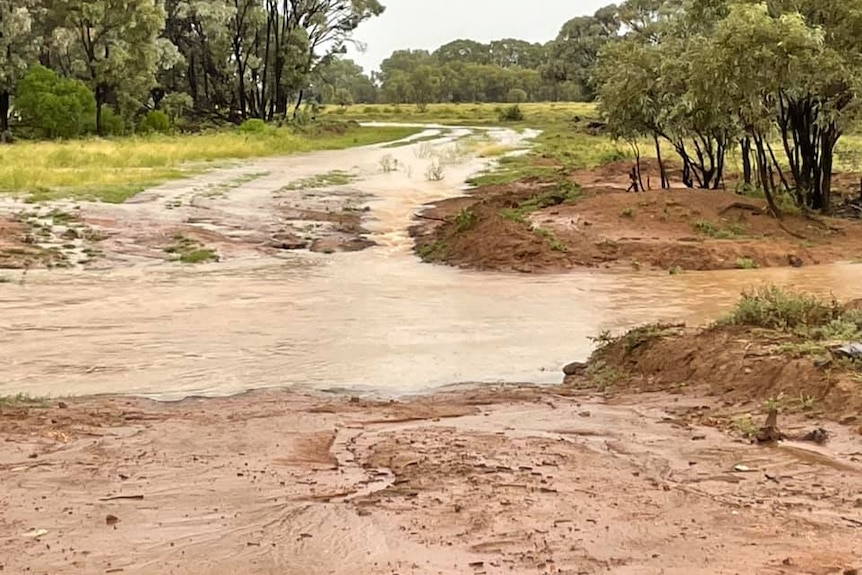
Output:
top-left (1, 127), bottom-right (861, 400)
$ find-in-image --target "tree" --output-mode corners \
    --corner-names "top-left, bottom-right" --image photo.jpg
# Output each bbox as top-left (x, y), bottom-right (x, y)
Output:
top-left (53, 0), bottom-right (168, 134)
top-left (15, 64), bottom-right (95, 138)
top-left (545, 5), bottom-right (620, 101)
top-left (0, 0), bottom-right (42, 135)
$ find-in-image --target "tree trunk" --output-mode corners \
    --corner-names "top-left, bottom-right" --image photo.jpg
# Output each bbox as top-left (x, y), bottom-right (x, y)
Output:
top-left (0, 91), bottom-right (9, 134)
top-left (293, 89), bottom-right (305, 120)
top-left (754, 136), bottom-right (781, 218)
top-left (740, 137), bottom-right (752, 186)
top-left (95, 85), bottom-right (105, 136)
top-left (654, 134), bottom-right (667, 189)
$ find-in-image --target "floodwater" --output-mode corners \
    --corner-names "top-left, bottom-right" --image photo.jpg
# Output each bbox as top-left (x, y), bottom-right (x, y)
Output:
top-left (2, 125), bottom-right (862, 400)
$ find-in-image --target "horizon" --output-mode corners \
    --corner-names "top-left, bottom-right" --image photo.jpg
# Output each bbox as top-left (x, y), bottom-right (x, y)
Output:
top-left (345, 0), bottom-right (610, 73)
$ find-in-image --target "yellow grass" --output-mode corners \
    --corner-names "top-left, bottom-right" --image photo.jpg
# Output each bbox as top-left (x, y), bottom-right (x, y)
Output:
top-left (324, 102), bottom-right (599, 126)
top-left (0, 124), bottom-right (420, 203)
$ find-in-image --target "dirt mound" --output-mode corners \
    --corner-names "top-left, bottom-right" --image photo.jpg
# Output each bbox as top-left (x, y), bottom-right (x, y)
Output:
top-left (569, 323), bottom-right (862, 427)
top-left (413, 173), bottom-right (862, 273)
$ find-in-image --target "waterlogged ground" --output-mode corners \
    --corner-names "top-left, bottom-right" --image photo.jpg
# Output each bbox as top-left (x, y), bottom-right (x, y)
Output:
top-left (3, 125), bottom-right (862, 399)
top-left (1, 125), bottom-right (862, 574)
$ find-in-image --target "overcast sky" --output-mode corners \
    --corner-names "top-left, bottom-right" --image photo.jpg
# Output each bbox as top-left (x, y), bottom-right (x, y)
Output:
top-left (345, 0), bottom-right (609, 73)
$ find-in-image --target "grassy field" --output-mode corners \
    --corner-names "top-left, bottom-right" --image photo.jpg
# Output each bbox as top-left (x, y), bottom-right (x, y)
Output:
top-left (0, 124), bottom-right (421, 203)
top-left (324, 102), bottom-right (599, 126)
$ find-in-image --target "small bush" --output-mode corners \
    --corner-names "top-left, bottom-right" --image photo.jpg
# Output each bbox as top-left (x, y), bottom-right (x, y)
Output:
top-left (620, 207), bottom-right (636, 218)
top-left (138, 110), bottom-right (172, 134)
top-left (735, 257), bottom-right (759, 269)
top-left (100, 108), bottom-right (127, 136)
top-left (506, 88), bottom-right (528, 104)
top-left (722, 286), bottom-right (842, 330)
top-left (455, 208), bottom-right (478, 233)
top-left (15, 65), bottom-right (96, 139)
top-left (498, 104), bottom-right (524, 122)
top-left (239, 118), bottom-right (268, 133)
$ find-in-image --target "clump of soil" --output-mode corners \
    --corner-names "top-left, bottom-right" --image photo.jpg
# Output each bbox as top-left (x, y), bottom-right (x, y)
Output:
top-left (413, 159), bottom-right (862, 273)
top-left (566, 291), bottom-right (862, 428)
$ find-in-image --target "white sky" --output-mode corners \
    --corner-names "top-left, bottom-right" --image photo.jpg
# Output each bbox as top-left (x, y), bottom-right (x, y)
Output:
top-left (346, 0), bottom-right (610, 73)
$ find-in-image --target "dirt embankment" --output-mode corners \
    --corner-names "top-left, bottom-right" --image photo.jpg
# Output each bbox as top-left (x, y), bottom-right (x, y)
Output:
top-left (412, 159), bottom-right (862, 273)
top-left (565, 318), bottom-right (862, 434)
top-left (3, 385), bottom-right (862, 575)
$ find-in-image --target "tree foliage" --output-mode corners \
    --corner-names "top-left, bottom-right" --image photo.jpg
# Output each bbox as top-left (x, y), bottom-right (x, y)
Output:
top-left (595, 0), bottom-right (862, 212)
top-left (15, 64), bottom-right (96, 138)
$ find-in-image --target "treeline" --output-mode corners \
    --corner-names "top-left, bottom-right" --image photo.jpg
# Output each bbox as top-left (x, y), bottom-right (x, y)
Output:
top-left (0, 0), bottom-right (623, 138)
top-left (595, 0), bottom-right (862, 213)
top-left (321, 8), bottom-right (621, 107)
top-left (0, 0), bottom-right (385, 138)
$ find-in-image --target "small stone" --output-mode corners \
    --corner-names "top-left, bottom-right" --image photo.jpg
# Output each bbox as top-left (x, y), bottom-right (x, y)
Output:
top-left (105, 515), bottom-right (119, 526)
top-left (579, 411), bottom-right (591, 418)
top-left (57, 401), bottom-right (68, 409)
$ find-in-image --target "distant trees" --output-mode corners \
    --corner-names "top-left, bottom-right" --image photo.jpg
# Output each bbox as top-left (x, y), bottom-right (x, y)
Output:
top-left (595, 0), bottom-right (862, 213)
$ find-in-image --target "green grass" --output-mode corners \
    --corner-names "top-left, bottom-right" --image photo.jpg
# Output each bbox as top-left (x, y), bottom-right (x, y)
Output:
top-left (693, 220), bottom-right (747, 239)
top-left (719, 286), bottom-right (847, 332)
top-left (381, 131), bottom-right (453, 148)
top-left (281, 170), bottom-right (357, 191)
top-left (454, 207), bottom-right (478, 233)
top-left (0, 124), bottom-right (420, 203)
top-left (164, 233), bottom-right (219, 264)
top-left (323, 102), bottom-right (600, 126)
top-left (178, 248), bottom-right (219, 264)
top-left (735, 257), bottom-right (759, 269)
top-left (534, 226), bottom-right (568, 252)
top-left (0, 393), bottom-right (48, 407)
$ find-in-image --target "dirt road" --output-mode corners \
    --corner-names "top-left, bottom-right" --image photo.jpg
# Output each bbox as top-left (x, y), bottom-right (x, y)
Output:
top-left (3, 388), bottom-right (861, 575)
top-left (2, 126), bottom-right (862, 574)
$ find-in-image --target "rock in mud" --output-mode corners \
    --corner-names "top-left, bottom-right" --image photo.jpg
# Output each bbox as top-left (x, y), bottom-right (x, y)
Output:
top-left (310, 237), bottom-right (376, 254)
top-left (563, 361), bottom-right (588, 376)
top-left (787, 254), bottom-right (804, 268)
top-left (267, 233), bottom-right (308, 251)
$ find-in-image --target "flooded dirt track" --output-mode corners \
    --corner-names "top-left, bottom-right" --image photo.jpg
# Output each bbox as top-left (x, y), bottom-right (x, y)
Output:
top-left (4, 125), bottom-right (862, 399)
top-left (2, 125), bottom-right (862, 575)
top-left (2, 390), bottom-right (861, 575)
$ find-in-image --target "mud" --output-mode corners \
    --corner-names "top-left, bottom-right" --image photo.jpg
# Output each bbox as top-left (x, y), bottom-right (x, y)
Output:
top-left (3, 387), bottom-right (862, 575)
top-left (570, 323), bottom-right (862, 428)
top-left (413, 159), bottom-right (862, 273)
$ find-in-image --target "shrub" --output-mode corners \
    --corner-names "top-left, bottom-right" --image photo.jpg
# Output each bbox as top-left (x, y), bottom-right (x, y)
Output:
top-left (15, 65), bottom-right (96, 139)
top-left (498, 104), bottom-right (524, 122)
top-left (722, 286), bottom-right (841, 330)
top-left (138, 110), bottom-right (172, 134)
top-left (506, 88), bottom-right (528, 104)
top-left (100, 107), bottom-right (127, 136)
top-left (239, 118), bottom-right (268, 133)
top-left (160, 92), bottom-right (193, 121)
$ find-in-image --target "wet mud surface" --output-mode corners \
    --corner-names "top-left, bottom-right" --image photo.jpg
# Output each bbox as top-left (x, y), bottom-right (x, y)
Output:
top-left (2, 387), bottom-right (861, 574)
top-left (412, 159), bottom-right (862, 274)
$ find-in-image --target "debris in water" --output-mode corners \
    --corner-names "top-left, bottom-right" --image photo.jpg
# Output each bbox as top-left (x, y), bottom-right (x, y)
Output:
top-left (21, 529), bottom-right (48, 538)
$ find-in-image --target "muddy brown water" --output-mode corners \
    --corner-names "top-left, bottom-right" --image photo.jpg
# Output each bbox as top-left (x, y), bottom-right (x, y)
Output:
top-left (2, 124), bottom-right (862, 400)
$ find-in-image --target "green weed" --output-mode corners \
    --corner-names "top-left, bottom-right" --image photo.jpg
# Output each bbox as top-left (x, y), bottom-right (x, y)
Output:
top-left (735, 258), bottom-right (759, 269)
top-left (455, 208), bottom-right (478, 233)
top-left (719, 286), bottom-right (843, 331)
